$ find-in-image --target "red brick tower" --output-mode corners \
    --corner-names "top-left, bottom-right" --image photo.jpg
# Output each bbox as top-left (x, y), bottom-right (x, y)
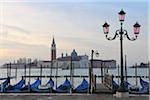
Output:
top-left (51, 37), bottom-right (56, 61)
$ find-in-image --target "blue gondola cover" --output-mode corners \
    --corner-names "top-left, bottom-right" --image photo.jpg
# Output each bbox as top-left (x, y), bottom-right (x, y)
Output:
top-left (31, 78), bottom-right (55, 93)
top-left (138, 78), bottom-right (149, 93)
top-left (30, 79), bottom-right (41, 90)
top-left (10, 79), bottom-right (25, 90)
top-left (46, 78), bottom-right (54, 88)
top-left (56, 78), bottom-right (71, 93)
top-left (0, 79), bottom-right (9, 92)
top-left (74, 79), bottom-right (89, 93)
top-left (112, 81), bottom-right (119, 91)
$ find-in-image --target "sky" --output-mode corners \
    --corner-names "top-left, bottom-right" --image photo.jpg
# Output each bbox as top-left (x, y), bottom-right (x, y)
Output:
top-left (0, 0), bottom-right (149, 66)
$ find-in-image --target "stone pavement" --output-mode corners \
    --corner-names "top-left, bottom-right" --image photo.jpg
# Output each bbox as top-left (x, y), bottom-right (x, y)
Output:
top-left (0, 94), bottom-right (149, 100)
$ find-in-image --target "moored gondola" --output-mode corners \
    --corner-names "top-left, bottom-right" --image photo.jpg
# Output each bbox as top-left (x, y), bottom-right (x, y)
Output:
top-left (74, 78), bottom-right (89, 93)
top-left (129, 78), bottom-right (149, 94)
top-left (0, 78), bottom-right (9, 92)
top-left (6, 78), bottom-right (25, 90)
top-left (55, 78), bottom-right (71, 93)
top-left (21, 78), bottom-right (41, 92)
top-left (31, 78), bottom-right (55, 93)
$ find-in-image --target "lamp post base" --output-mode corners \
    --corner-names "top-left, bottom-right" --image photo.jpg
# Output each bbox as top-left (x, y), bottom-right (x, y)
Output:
top-left (115, 91), bottom-right (129, 98)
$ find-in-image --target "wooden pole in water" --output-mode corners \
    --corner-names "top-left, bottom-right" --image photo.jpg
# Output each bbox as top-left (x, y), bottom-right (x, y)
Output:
top-left (72, 59), bottom-right (74, 92)
top-left (51, 61), bottom-right (53, 77)
top-left (9, 62), bottom-right (11, 77)
top-left (118, 64), bottom-right (120, 84)
top-left (15, 66), bottom-right (17, 80)
top-left (94, 74), bottom-right (97, 90)
top-left (29, 61), bottom-right (31, 91)
top-left (49, 63), bottom-right (51, 78)
top-left (90, 50), bottom-right (94, 94)
top-left (56, 62), bottom-right (58, 89)
top-left (148, 62), bottom-right (150, 82)
top-left (70, 56), bottom-right (73, 94)
top-left (101, 62), bottom-right (103, 83)
top-left (8, 62), bottom-right (11, 85)
top-left (24, 64), bottom-right (26, 81)
top-left (7, 64), bottom-right (9, 77)
top-left (135, 63), bottom-right (138, 86)
top-left (40, 64), bottom-right (42, 83)
top-left (125, 55), bottom-right (127, 81)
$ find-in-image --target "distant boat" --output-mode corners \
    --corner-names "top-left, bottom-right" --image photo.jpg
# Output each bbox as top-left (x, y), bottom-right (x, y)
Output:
top-left (130, 62), bottom-right (149, 68)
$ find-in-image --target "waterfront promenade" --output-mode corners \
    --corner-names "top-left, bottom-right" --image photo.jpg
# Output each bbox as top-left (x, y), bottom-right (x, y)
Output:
top-left (0, 94), bottom-right (149, 100)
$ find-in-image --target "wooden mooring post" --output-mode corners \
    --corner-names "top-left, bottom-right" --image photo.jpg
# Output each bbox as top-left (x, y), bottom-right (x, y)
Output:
top-left (40, 65), bottom-right (43, 84)
top-left (135, 63), bottom-right (138, 86)
top-left (9, 62), bottom-right (11, 77)
top-left (101, 63), bottom-right (104, 83)
top-left (56, 63), bottom-right (58, 89)
top-left (24, 64), bottom-right (27, 82)
top-left (15, 66), bottom-right (17, 80)
top-left (117, 64), bottom-right (120, 84)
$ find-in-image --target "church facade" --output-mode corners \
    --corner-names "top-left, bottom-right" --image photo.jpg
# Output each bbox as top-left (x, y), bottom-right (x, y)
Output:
top-left (37, 37), bottom-right (116, 69)
top-left (37, 37), bottom-right (89, 68)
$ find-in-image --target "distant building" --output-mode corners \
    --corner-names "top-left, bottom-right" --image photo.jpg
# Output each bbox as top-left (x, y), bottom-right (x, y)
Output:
top-left (37, 37), bottom-right (116, 69)
top-left (37, 60), bottom-right (51, 68)
top-left (92, 59), bottom-right (116, 68)
top-left (56, 49), bottom-right (89, 69)
top-left (2, 37), bottom-right (116, 69)
top-left (51, 37), bottom-right (56, 61)
top-left (2, 58), bottom-right (38, 68)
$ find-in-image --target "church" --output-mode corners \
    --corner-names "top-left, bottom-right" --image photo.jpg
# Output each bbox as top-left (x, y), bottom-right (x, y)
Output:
top-left (37, 37), bottom-right (116, 69)
top-left (37, 37), bottom-right (89, 68)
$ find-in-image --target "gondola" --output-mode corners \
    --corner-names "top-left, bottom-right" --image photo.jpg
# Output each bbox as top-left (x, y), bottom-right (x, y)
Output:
top-left (6, 78), bottom-right (41, 93)
top-left (5, 78), bottom-right (25, 92)
top-left (112, 80), bottom-right (133, 92)
top-left (74, 78), bottom-right (89, 93)
top-left (112, 80), bottom-right (119, 92)
top-left (124, 81), bottom-right (139, 91)
top-left (0, 78), bottom-right (9, 92)
top-left (55, 78), bottom-right (71, 93)
top-left (21, 78), bottom-right (41, 92)
top-left (124, 81), bottom-right (131, 90)
top-left (31, 78), bottom-right (55, 93)
top-left (129, 78), bottom-right (149, 94)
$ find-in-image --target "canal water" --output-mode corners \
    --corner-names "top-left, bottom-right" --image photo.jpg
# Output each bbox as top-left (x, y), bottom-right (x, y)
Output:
top-left (0, 67), bottom-right (149, 89)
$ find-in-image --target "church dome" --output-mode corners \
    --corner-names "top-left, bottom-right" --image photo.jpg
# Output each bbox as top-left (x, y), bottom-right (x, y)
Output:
top-left (71, 49), bottom-right (78, 57)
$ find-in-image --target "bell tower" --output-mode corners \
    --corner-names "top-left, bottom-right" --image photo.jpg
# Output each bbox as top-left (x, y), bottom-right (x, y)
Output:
top-left (51, 37), bottom-right (56, 61)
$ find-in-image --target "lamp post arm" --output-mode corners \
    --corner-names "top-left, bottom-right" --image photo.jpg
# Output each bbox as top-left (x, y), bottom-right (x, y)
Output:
top-left (105, 30), bottom-right (119, 40)
top-left (124, 30), bottom-right (137, 41)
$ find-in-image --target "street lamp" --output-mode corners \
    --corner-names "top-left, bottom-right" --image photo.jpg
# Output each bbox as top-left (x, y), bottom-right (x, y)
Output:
top-left (102, 9), bottom-right (141, 97)
top-left (89, 50), bottom-right (99, 94)
top-left (118, 9), bottom-right (126, 22)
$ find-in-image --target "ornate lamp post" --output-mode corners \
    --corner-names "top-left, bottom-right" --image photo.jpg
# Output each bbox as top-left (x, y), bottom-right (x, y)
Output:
top-left (102, 9), bottom-right (141, 97)
top-left (89, 50), bottom-right (99, 94)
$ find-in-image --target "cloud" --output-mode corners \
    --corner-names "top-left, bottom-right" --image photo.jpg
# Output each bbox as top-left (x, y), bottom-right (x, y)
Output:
top-left (0, 40), bottom-right (50, 61)
top-left (1, 24), bottom-right (30, 34)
